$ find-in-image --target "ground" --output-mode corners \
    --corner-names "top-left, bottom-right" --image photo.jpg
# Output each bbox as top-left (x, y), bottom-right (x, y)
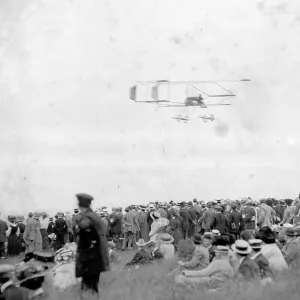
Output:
top-left (2, 251), bottom-right (300, 300)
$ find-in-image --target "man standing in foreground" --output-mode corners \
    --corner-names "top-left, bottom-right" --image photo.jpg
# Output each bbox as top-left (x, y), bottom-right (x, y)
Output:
top-left (75, 193), bottom-right (110, 294)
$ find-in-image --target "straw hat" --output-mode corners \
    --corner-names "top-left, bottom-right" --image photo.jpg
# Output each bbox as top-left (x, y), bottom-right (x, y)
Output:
top-left (136, 239), bottom-right (154, 248)
top-left (248, 239), bottom-right (263, 249)
top-left (214, 245), bottom-right (229, 254)
top-left (231, 240), bottom-right (252, 255)
top-left (148, 203), bottom-right (155, 210)
top-left (283, 223), bottom-right (294, 228)
top-left (285, 227), bottom-right (296, 237)
top-left (212, 229), bottom-right (221, 237)
top-left (203, 232), bottom-right (213, 239)
top-left (160, 233), bottom-right (174, 244)
top-left (294, 226), bottom-right (300, 236)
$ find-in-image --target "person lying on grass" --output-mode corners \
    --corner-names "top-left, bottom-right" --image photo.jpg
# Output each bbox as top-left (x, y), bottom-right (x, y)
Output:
top-left (125, 239), bottom-right (164, 269)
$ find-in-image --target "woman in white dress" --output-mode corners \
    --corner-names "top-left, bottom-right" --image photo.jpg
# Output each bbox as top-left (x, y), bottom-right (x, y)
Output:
top-left (149, 212), bottom-right (169, 247)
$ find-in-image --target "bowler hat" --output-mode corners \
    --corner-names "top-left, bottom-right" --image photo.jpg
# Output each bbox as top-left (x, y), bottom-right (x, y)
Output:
top-left (76, 193), bottom-right (94, 208)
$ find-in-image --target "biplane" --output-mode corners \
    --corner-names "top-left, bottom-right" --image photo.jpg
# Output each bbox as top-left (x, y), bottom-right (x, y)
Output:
top-left (171, 115), bottom-right (189, 123)
top-left (129, 79), bottom-right (250, 108)
top-left (199, 114), bottom-right (215, 122)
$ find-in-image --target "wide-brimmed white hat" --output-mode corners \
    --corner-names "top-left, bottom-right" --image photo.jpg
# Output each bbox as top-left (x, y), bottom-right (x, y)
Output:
top-left (136, 239), bottom-right (154, 247)
top-left (231, 240), bottom-right (252, 255)
top-left (212, 229), bottom-right (221, 237)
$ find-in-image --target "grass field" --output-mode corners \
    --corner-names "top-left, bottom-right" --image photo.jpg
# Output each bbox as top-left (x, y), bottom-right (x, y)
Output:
top-left (2, 251), bottom-right (300, 300)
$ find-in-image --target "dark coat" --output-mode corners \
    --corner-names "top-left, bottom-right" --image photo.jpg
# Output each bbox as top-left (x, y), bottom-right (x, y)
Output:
top-left (17, 223), bottom-right (26, 234)
top-left (238, 256), bottom-right (260, 280)
top-left (0, 219), bottom-right (8, 243)
top-left (137, 212), bottom-right (149, 242)
top-left (110, 213), bottom-right (122, 234)
top-left (151, 248), bottom-right (164, 260)
top-left (199, 208), bottom-right (214, 230)
top-left (125, 249), bottom-right (152, 266)
top-left (243, 206), bottom-right (256, 230)
top-left (212, 213), bottom-right (228, 234)
top-left (72, 213), bottom-right (81, 231)
top-left (54, 218), bottom-right (67, 236)
top-left (179, 208), bottom-right (191, 230)
top-left (169, 217), bottom-right (183, 247)
top-left (75, 208), bottom-right (110, 277)
top-left (253, 253), bottom-right (274, 279)
top-left (189, 207), bottom-right (198, 220)
top-left (228, 210), bottom-right (243, 233)
top-left (47, 222), bottom-right (54, 235)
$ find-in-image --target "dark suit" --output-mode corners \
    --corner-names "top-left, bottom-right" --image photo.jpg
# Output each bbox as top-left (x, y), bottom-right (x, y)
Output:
top-left (125, 249), bottom-right (152, 267)
top-left (110, 213), bottom-right (122, 235)
top-left (199, 208), bottom-right (214, 232)
top-left (151, 248), bottom-right (164, 260)
top-left (54, 218), bottom-right (67, 248)
top-left (72, 213), bottom-right (81, 241)
top-left (252, 253), bottom-right (273, 279)
top-left (0, 219), bottom-right (8, 257)
top-left (228, 210), bottom-right (243, 237)
top-left (238, 256), bottom-right (260, 280)
top-left (243, 206), bottom-right (256, 231)
top-left (179, 208), bottom-right (191, 238)
top-left (212, 212), bottom-right (228, 234)
top-left (188, 207), bottom-right (198, 237)
top-left (76, 208), bottom-right (110, 292)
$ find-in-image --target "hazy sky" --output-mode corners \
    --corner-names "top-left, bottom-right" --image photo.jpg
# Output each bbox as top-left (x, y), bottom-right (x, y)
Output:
top-left (1, 0), bottom-right (300, 214)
